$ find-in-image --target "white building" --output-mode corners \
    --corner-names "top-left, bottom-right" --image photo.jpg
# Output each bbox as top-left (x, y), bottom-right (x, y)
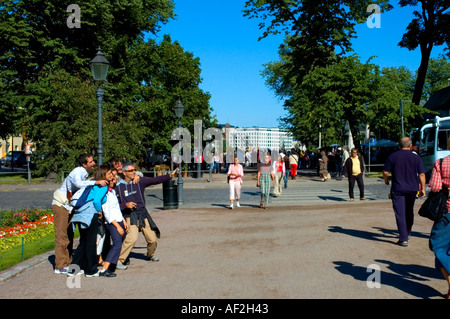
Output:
top-left (223, 125), bottom-right (294, 151)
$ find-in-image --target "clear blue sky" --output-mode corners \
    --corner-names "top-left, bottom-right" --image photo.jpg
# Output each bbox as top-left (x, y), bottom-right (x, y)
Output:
top-left (154, 1), bottom-right (447, 128)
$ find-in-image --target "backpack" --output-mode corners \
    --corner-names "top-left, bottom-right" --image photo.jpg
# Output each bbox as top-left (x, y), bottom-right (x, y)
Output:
top-left (70, 185), bottom-right (95, 210)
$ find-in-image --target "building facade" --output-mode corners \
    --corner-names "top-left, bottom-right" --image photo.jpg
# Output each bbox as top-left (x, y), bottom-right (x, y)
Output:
top-left (224, 126), bottom-right (294, 151)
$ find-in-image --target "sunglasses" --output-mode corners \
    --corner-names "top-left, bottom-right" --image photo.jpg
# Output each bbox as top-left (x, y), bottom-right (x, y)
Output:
top-left (125, 169), bottom-right (136, 172)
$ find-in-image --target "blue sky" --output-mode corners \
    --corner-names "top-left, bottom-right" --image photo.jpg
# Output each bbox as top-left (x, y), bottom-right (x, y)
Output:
top-left (155, 1), bottom-right (448, 128)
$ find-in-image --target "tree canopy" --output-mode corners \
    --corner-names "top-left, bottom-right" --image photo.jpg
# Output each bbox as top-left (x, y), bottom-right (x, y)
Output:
top-left (245, 0), bottom-right (448, 148)
top-left (0, 0), bottom-right (214, 176)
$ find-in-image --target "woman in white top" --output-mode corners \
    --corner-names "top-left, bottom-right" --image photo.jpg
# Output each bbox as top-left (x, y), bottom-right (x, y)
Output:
top-left (227, 156), bottom-right (244, 209)
top-left (100, 170), bottom-right (129, 277)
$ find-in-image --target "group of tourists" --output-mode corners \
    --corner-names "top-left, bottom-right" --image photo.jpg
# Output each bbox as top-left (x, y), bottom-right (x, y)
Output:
top-left (50, 138), bottom-right (450, 298)
top-left (52, 153), bottom-right (176, 278)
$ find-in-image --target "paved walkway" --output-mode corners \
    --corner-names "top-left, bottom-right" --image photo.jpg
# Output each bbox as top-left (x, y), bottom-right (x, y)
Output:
top-left (0, 169), bottom-right (446, 301)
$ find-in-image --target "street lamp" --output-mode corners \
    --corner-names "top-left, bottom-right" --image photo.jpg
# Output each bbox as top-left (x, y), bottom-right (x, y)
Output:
top-left (90, 49), bottom-right (110, 165)
top-left (175, 100), bottom-right (185, 204)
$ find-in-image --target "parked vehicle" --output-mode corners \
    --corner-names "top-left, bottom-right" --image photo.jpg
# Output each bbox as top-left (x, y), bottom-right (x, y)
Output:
top-left (410, 116), bottom-right (450, 180)
top-left (4, 151), bottom-right (28, 167)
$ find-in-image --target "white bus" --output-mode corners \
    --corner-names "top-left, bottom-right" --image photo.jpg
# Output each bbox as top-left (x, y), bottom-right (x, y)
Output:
top-left (411, 116), bottom-right (450, 178)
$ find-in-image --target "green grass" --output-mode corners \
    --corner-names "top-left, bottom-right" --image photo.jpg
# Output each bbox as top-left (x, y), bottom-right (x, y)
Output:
top-left (0, 172), bottom-right (46, 184)
top-left (0, 232), bottom-right (55, 272)
top-left (0, 229), bottom-right (80, 272)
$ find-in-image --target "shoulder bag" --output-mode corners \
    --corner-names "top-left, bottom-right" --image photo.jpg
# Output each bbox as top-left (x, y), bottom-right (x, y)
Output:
top-left (418, 158), bottom-right (449, 222)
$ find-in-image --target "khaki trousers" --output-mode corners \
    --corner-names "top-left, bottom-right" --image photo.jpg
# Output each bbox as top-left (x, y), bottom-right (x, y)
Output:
top-left (118, 217), bottom-right (157, 264)
top-left (52, 205), bottom-right (74, 269)
top-left (274, 172), bottom-right (283, 196)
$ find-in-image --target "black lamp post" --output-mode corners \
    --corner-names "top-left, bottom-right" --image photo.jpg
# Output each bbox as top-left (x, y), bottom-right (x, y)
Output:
top-left (175, 100), bottom-right (185, 204)
top-left (90, 50), bottom-right (110, 165)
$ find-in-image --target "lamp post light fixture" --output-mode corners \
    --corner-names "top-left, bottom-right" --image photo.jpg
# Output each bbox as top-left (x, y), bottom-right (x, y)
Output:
top-left (90, 49), bottom-right (110, 166)
top-left (175, 100), bottom-right (185, 204)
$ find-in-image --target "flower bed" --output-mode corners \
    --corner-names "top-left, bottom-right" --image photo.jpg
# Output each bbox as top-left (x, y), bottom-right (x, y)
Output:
top-left (0, 208), bottom-right (54, 253)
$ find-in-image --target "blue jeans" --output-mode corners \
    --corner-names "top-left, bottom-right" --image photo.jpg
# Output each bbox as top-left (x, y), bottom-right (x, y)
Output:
top-left (284, 170), bottom-right (290, 188)
top-left (104, 221), bottom-right (126, 265)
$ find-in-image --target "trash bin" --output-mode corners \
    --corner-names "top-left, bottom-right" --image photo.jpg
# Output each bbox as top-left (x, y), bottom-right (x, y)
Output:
top-left (163, 180), bottom-right (178, 210)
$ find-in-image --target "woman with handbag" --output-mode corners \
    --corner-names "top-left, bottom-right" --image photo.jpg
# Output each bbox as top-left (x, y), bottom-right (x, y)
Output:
top-left (428, 154), bottom-right (450, 298)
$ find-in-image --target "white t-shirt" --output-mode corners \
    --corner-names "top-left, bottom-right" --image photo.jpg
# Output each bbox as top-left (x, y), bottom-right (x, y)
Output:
top-left (102, 189), bottom-right (123, 224)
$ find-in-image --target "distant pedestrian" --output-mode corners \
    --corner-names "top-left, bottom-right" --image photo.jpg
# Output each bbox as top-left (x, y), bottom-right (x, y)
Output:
top-left (342, 148), bottom-right (366, 201)
top-left (318, 151), bottom-right (328, 182)
top-left (340, 147), bottom-right (350, 179)
top-left (289, 150), bottom-right (299, 179)
top-left (273, 155), bottom-right (285, 196)
top-left (383, 137), bottom-right (426, 247)
top-left (283, 152), bottom-right (291, 188)
top-left (257, 154), bottom-right (275, 209)
top-left (227, 156), bottom-right (244, 209)
top-left (51, 153), bottom-right (107, 275)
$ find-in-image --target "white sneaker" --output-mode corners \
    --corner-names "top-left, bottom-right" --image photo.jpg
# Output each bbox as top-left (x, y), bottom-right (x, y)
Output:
top-left (228, 204), bottom-right (234, 209)
top-left (235, 202), bottom-right (240, 207)
top-left (67, 269), bottom-right (84, 277)
top-left (85, 270), bottom-right (100, 278)
top-left (54, 266), bottom-right (69, 275)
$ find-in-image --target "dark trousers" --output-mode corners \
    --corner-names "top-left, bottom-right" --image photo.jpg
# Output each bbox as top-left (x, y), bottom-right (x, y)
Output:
top-left (104, 221), bottom-right (126, 266)
top-left (72, 213), bottom-right (99, 276)
top-left (391, 190), bottom-right (416, 242)
top-left (348, 174), bottom-right (364, 199)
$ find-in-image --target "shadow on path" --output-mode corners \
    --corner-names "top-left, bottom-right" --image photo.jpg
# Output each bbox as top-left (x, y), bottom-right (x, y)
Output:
top-left (333, 260), bottom-right (443, 299)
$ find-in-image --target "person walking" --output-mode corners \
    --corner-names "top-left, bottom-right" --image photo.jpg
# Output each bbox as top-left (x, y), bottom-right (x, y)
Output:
top-left (383, 137), bottom-right (426, 247)
top-left (289, 150), bottom-right (299, 180)
top-left (70, 165), bottom-right (113, 277)
top-left (115, 163), bottom-right (177, 269)
top-left (227, 156), bottom-right (244, 209)
top-left (257, 154), bottom-right (275, 209)
top-left (342, 148), bottom-right (366, 201)
top-left (283, 152), bottom-right (291, 188)
top-left (339, 146), bottom-right (350, 179)
top-left (318, 151), bottom-right (328, 182)
top-left (51, 153), bottom-right (107, 275)
top-left (273, 155), bottom-right (285, 197)
top-left (426, 142), bottom-right (450, 298)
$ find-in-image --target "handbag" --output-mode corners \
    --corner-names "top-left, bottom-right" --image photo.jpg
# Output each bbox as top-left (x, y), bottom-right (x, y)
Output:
top-left (418, 158), bottom-right (449, 222)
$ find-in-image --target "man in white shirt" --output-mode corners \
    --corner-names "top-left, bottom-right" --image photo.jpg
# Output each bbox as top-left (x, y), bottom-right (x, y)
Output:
top-left (52, 153), bottom-right (107, 274)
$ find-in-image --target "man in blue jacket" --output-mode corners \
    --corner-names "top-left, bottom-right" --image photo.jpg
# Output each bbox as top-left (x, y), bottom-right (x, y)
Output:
top-left (115, 163), bottom-right (177, 269)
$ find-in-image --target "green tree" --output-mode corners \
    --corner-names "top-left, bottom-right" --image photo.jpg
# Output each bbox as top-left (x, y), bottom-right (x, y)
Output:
top-left (244, 0), bottom-right (392, 93)
top-left (282, 55), bottom-right (381, 148)
top-left (398, 0), bottom-right (450, 105)
top-left (0, 0), bottom-right (214, 176)
top-left (423, 56), bottom-right (450, 100)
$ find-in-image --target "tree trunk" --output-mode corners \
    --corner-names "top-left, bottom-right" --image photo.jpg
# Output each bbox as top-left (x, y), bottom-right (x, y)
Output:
top-left (412, 43), bottom-right (433, 106)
